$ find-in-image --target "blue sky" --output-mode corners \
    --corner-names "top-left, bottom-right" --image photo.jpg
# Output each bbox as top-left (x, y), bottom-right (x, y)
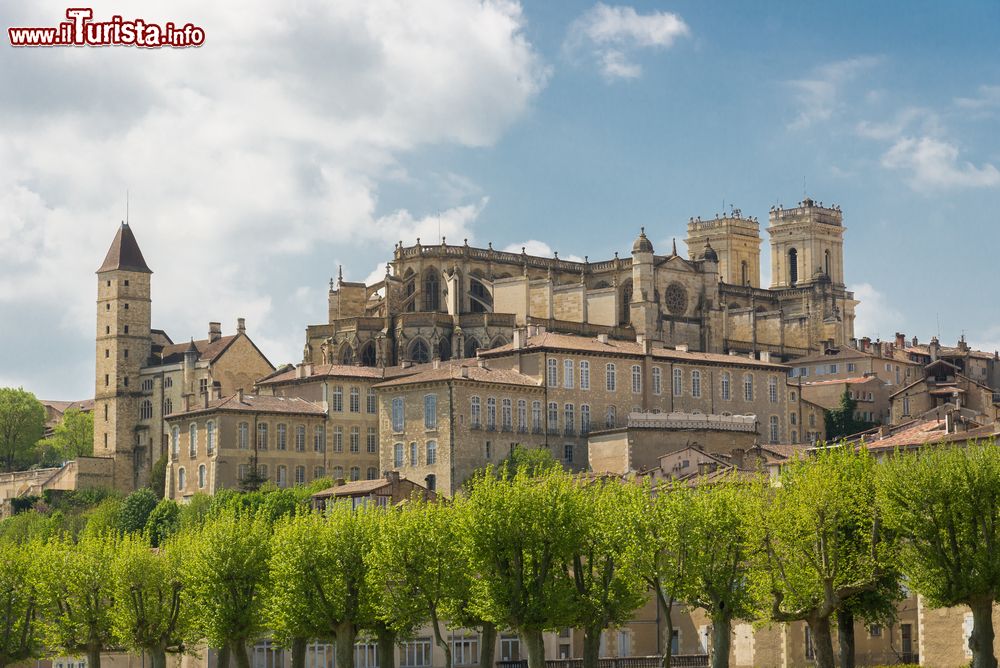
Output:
top-left (1, 0), bottom-right (999, 399)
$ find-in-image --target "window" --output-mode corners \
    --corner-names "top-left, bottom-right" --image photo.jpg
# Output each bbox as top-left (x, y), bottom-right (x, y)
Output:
top-left (367, 467), bottom-right (378, 480)
top-left (277, 465), bottom-right (287, 488)
top-left (769, 416), bottom-right (779, 444)
top-left (258, 464), bottom-right (268, 480)
top-left (171, 427), bottom-right (180, 457)
top-left (124, 325), bottom-right (129, 334)
top-left (691, 370), bottom-right (701, 398)
top-left (350, 387), bottom-right (360, 413)
top-left (332, 386), bottom-right (343, 412)
top-left (350, 466), bottom-right (360, 481)
top-left (350, 426), bottom-right (360, 453)
top-left (791, 429), bottom-right (798, 443)
top-left (422, 394), bottom-right (437, 429)
top-left (869, 625), bottom-right (882, 638)
top-left (426, 441), bottom-right (437, 465)
top-left (276, 423), bottom-right (286, 451)
top-left (333, 426), bottom-right (343, 453)
top-left (500, 635), bottom-right (520, 662)
top-left (199, 378), bottom-right (208, 395)
top-left (606, 363), bottom-right (616, 391)
top-left (485, 441), bottom-right (492, 460)
top-left (164, 377), bottom-right (173, 388)
top-left (790, 413), bottom-right (797, 425)
top-left (744, 374), bottom-right (753, 401)
top-left (605, 405), bottom-right (616, 428)
top-left (400, 638), bottom-right (432, 668)
top-left (367, 427), bottom-right (378, 453)
top-left (392, 398), bottom-right (404, 432)
top-left (295, 425), bottom-right (306, 452)
top-left (500, 398), bottom-right (512, 431)
top-left (355, 642), bottom-right (379, 668)
top-left (198, 464), bottom-right (207, 489)
top-left (367, 388), bottom-right (377, 414)
top-left (547, 359), bottom-right (558, 387)
top-left (423, 270), bottom-right (440, 311)
top-left (257, 423), bottom-right (268, 450)
top-left (532, 401), bottom-right (542, 432)
top-left (295, 466), bottom-right (305, 485)
top-left (652, 367), bottom-right (662, 395)
top-left (809, 413), bottom-right (816, 427)
top-left (238, 422), bottom-right (249, 449)
top-left (140, 400), bottom-right (153, 420)
top-left (580, 361), bottom-right (590, 390)
top-left (617, 630), bottom-right (630, 658)
top-left (486, 398), bottom-right (497, 430)
top-left (673, 368), bottom-right (683, 396)
top-left (141, 378), bottom-right (153, 392)
top-left (721, 372), bottom-right (731, 401)
top-left (564, 444), bottom-right (574, 462)
top-left (409, 442), bottom-right (418, 466)
top-left (769, 377), bottom-right (778, 403)
top-left (847, 362), bottom-right (857, 372)
top-left (789, 390), bottom-right (797, 402)
top-left (902, 397), bottom-right (910, 416)
top-left (239, 464), bottom-right (248, 482)
top-left (548, 402), bottom-right (559, 433)
top-left (517, 399), bottom-right (527, 433)
top-left (178, 468), bottom-right (186, 491)
top-left (314, 425), bottom-right (326, 452)
top-left (631, 365), bottom-right (642, 394)
top-left (563, 360), bottom-right (574, 389)
top-left (452, 634), bottom-right (480, 667)
top-left (189, 424), bottom-right (198, 457)
top-left (564, 404), bottom-right (574, 435)
top-left (470, 397), bottom-right (481, 428)
top-left (207, 421), bottom-right (216, 455)
top-left (581, 404), bottom-right (591, 434)
top-left (320, 466), bottom-right (331, 480)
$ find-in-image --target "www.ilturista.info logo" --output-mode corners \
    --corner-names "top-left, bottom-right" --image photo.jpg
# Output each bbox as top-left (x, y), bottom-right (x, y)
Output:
top-left (8, 8), bottom-right (205, 48)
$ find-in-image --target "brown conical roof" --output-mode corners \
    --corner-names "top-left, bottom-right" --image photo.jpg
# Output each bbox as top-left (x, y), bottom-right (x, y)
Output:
top-left (97, 222), bottom-right (152, 274)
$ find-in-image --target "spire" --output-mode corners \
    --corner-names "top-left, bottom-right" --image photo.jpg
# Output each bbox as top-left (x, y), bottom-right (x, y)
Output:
top-left (97, 222), bottom-right (152, 274)
top-left (672, 238), bottom-right (678, 256)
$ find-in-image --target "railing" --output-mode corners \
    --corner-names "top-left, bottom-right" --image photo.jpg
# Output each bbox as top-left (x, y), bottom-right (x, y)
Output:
top-left (395, 242), bottom-right (632, 275)
top-left (498, 656), bottom-right (708, 668)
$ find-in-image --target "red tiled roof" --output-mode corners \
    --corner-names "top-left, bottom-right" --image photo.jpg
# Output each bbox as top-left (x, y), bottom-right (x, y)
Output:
top-left (166, 393), bottom-right (325, 419)
top-left (800, 376), bottom-right (882, 387)
top-left (374, 362), bottom-right (543, 389)
top-left (97, 223), bottom-right (151, 273)
top-left (863, 420), bottom-right (1000, 451)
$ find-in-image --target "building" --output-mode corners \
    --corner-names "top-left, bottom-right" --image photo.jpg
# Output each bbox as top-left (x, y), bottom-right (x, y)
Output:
top-left (94, 223), bottom-right (274, 493)
top-left (797, 375), bottom-right (889, 425)
top-left (787, 341), bottom-right (921, 392)
top-left (303, 198), bottom-right (858, 370)
top-left (39, 399), bottom-right (94, 438)
top-left (890, 358), bottom-right (1000, 425)
top-left (899, 333), bottom-right (1000, 391)
top-left (311, 471), bottom-right (435, 510)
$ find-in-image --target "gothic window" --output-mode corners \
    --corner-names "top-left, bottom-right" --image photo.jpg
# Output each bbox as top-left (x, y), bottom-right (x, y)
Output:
top-left (490, 335), bottom-right (508, 348)
top-left (465, 337), bottom-right (480, 359)
top-left (139, 400), bottom-right (153, 420)
top-left (359, 341), bottom-right (377, 367)
top-left (408, 338), bottom-right (431, 364)
top-left (664, 283), bottom-right (688, 315)
top-left (741, 261), bottom-right (749, 286)
top-left (788, 248), bottom-right (798, 285)
top-left (469, 278), bottom-right (492, 313)
top-left (340, 345), bottom-right (354, 365)
top-left (423, 270), bottom-right (440, 312)
top-left (824, 249), bottom-right (831, 277)
top-left (620, 280), bottom-right (633, 325)
top-left (438, 337), bottom-right (451, 362)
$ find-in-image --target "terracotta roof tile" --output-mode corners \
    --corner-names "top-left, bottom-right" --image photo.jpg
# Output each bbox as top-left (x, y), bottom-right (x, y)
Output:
top-left (166, 393), bottom-right (325, 419)
top-left (800, 376), bottom-right (883, 387)
top-left (863, 420), bottom-right (1000, 451)
top-left (373, 361), bottom-right (543, 389)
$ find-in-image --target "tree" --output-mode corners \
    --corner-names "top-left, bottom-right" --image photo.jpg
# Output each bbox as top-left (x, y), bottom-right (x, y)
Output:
top-left (150, 453), bottom-right (168, 499)
top-left (0, 387), bottom-right (46, 472)
top-left (36, 533), bottom-right (118, 668)
top-left (463, 468), bottom-right (581, 668)
top-left (0, 540), bottom-right (40, 668)
top-left (118, 487), bottom-right (159, 534)
top-left (565, 478), bottom-right (647, 668)
top-left (877, 442), bottom-right (1000, 668)
top-left (824, 390), bottom-right (876, 441)
top-left (38, 408), bottom-right (93, 464)
top-left (624, 480), bottom-right (696, 668)
top-left (184, 510), bottom-right (272, 668)
top-left (498, 445), bottom-right (561, 478)
top-left (368, 499), bottom-right (464, 668)
top-left (110, 534), bottom-right (191, 668)
top-left (681, 474), bottom-right (763, 668)
top-left (753, 446), bottom-right (890, 668)
top-left (145, 498), bottom-right (181, 547)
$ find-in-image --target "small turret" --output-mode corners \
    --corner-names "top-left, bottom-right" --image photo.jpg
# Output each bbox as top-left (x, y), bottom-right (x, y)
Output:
top-left (702, 241), bottom-right (719, 262)
top-left (632, 227), bottom-right (654, 254)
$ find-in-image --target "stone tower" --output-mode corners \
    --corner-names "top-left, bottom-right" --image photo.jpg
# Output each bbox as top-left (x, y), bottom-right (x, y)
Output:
top-left (684, 210), bottom-right (762, 287)
top-left (629, 228), bottom-right (658, 340)
top-left (95, 222), bottom-right (152, 492)
top-left (767, 198), bottom-right (846, 289)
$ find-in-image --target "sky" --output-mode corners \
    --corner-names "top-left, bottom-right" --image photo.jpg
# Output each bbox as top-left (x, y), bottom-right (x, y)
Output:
top-left (2, 0), bottom-right (999, 400)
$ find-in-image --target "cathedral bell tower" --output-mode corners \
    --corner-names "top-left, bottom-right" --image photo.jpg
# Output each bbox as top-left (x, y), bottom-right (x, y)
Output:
top-left (767, 198), bottom-right (846, 289)
top-left (95, 222), bottom-right (152, 492)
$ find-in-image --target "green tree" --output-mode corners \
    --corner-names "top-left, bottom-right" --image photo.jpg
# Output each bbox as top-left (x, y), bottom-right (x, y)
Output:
top-left (110, 534), bottom-right (191, 668)
top-left (877, 442), bottom-right (1000, 668)
top-left (498, 445), bottom-right (561, 478)
top-left (36, 533), bottom-right (118, 668)
top-left (81, 498), bottom-right (124, 538)
top-left (565, 478), bottom-right (647, 668)
top-left (145, 498), bottom-right (181, 547)
top-left (184, 510), bottom-right (272, 668)
top-left (824, 390), bottom-right (876, 441)
top-left (37, 408), bottom-right (93, 464)
top-left (150, 453), bottom-right (168, 499)
top-left (463, 468), bottom-right (581, 668)
top-left (0, 540), bottom-right (40, 668)
top-left (0, 387), bottom-right (46, 472)
top-left (118, 488), bottom-right (159, 534)
top-left (753, 446), bottom-right (890, 668)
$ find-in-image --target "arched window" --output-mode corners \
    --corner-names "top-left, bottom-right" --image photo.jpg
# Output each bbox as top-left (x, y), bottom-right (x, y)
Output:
top-left (438, 337), bottom-right (451, 362)
top-left (367, 467), bottom-right (378, 480)
top-left (425, 474), bottom-right (436, 491)
top-left (741, 261), bottom-right (748, 286)
top-left (408, 339), bottom-right (430, 364)
top-left (788, 248), bottom-right (798, 285)
top-left (350, 466), bottom-right (361, 481)
top-left (490, 335), bottom-right (508, 349)
top-left (359, 341), bottom-right (377, 367)
top-left (394, 443), bottom-right (404, 467)
top-left (469, 278), bottom-right (492, 313)
top-left (198, 464), bottom-right (206, 489)
top-left (206, 421), bottom-right (216, 455)
top-left (744, 374), bottom-right (754, 401)
top-left (423, 270), bottom-right (440, 311)
top-left (163, 398), bottom-right (173, 415)
top-left (409, 442), bottom-right (418, 466)
top-left (277, 465), bottom-right (287, 488)
top-left (426, 441), bottom-right (437, 465)
top-left (340, 345), bottom-right (354, 365)
top-left (178, 467), bottom-right (186, 491)
top-left (824, 249), bottom-right (831, 276)
top-left (620, 280), bottom-right (633, 325)
top-left (673, 368), bottom-right (682, 396)
top-left (464, 337), bottom-right (480, 359)
top-left (171, 427), bottom-right (179, 457)
top-left (189, 424), bottom-right (198, 457)
top-left (140, 400), bottom-right (152, 420)
top-left (691, 370), bottom-right (701, 398)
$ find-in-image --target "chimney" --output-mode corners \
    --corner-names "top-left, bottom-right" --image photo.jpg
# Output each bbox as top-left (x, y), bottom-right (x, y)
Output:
top-left (958, 335), bottom-right (969, 352)
top-left (477, 358), bottom-right (487, 369)
top-left (912, 336), bottom-right (919, 347)
top-left (850, 337), bottom-right (858, 349)
top-left (929, 337), bottom-right (940, 362)
top-left (760, 351), bottom-right (771, 363)
top-left (597, 333), bottom-right (609, 344)
top-left (209, 322), bottom-right (222, 342)
top-left (460, 366), bottom-right (469, 379)
top-left (861, 337), bottom-right (871, 352)
top-left (945, 410), bottom-right (955, 434)
top-left (237, 388), bottom-right (244, 403)
top-left (237, 317), bottom-right (246, 335)
top-left (730, 448), bottom-right (746, 469)
top-left (895, 332), bottom-right (906, 349)
top-left (203, 392), bottom-right (209, 409)
top-left (676, 343), bottom-right (689, 352)
top-left (385, 470), bottom-right (401, 483)
top-left (513, 328), bottom-right (526, 349)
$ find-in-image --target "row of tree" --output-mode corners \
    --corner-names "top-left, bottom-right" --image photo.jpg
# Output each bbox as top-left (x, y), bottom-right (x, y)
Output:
top-left (1, 442), bottom-right (999, 668)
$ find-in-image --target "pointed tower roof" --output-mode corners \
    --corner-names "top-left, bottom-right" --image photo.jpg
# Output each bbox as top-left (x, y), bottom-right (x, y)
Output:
top-left (97, 222), bottom-right (152, 274)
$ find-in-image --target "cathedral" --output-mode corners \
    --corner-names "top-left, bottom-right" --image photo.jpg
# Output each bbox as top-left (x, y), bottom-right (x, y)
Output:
top-left (304, 197), bottom-right (857, 368)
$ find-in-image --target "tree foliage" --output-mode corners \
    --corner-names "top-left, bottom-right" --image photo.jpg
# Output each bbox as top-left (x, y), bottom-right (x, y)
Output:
top-left (37, 408), bottom-right (93, 465)
top-left (0, 387), bottom-right (46, 472)
top-left (118, 488), bottom-right (159, 535)
top-left (145, 498), bottom-right (181, 547)
top-left (0, 540), bottom-right (40, 668)
top-left (824, 390), bottom-right (876, 441)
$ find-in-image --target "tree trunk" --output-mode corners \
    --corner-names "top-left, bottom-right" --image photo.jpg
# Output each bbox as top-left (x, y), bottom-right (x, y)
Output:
top-left (807, 616), bottom-right (836, 668)
top-left (335, 622), bottom-right (357, 668)
top-left (710, 615), bottom-right (731, 668)
top-left (150, 647), bottom-right (168, 668)
top-left (217, 643), bottom-right (231, 668)
top-left (520, 628), bottom-right (545, 668)
top-left (581, 626), bottom-right (601, 668)
top-left (430, 611), bottom-right (453, 668)
top-left (376, 625), bottom-right (396, 668)
top-left (231, 641), bottom-right (251, 668)
top-left (969, 597), bottom-right (999, 668)
top-left (291, 638), bottom-right (307, 668)
top-left (657, 593), bottom-right (675, 668)
top-left (87, 643), bottom-right (103, 668)
top-left (479, 622), bottom-right (497, 668)
top-left (837, 610), bottom-right (855, 668)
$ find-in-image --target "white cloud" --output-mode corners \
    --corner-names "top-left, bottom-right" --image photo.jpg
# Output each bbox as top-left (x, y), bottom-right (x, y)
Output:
top-left (501, 240), bottom-right (585, 263)
top-left (786, 56), bottom-right (882, 130)
top-left (955, 84), bottom-right (1000, 112)
top-left (850, 283), bottom-right (904, 341)
top-left (0, 0), bottom-right (547, 397)
top-left (881, 137), bottom-right (1000, 190)
top-left (566, 3), bottom-right (689, 81)
top-left (970, 325), bottom-right (1000, 357)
